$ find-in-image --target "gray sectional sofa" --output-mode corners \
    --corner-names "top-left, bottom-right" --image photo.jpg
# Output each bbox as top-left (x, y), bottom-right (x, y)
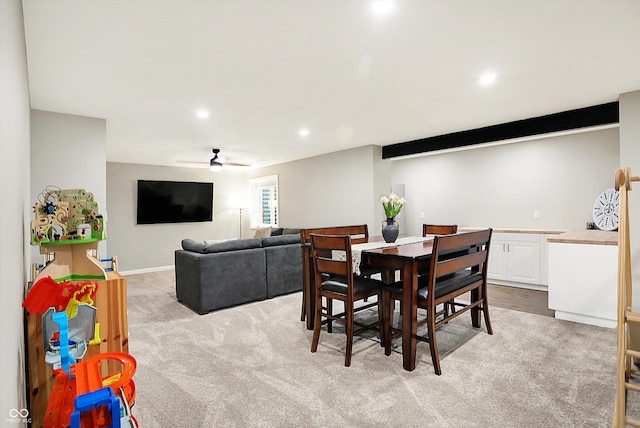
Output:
top-left (175, 233), bottom-right (302, 314)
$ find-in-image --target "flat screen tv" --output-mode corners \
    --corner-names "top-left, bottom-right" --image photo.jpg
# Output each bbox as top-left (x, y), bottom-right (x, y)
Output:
top-left (137, 180), bottom-right (213, 224)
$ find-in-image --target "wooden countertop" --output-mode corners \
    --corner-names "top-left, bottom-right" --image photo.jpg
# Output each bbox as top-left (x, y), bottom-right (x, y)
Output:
top-left (546, 229), bottom-right (618, 246)
top-left (459, 227), bottom-right (565, 235)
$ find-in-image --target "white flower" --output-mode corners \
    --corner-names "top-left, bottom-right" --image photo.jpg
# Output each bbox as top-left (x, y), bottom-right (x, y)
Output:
top-left (381, 192), bottom-right (406, 219)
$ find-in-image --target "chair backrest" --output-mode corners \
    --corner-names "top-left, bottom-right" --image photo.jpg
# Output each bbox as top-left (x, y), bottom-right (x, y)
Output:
top-left (429, 229), bottom-right (492, 293)
top-left (301, 225), bottom-right (369, 245)
top-left (423, 224), bottom-right (458, 236)
top-left (310, 234), bottom-right (353, 282)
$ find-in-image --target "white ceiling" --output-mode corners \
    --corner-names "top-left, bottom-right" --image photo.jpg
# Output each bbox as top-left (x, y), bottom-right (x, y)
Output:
top-left (21, 0), bottom-right (640, 169)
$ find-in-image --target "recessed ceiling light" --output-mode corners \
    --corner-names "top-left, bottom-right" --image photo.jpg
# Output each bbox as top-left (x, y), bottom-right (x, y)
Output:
top-left (372, 0), bottom-right (394, 15)
top-left (196, 109), bottom-right (209, 119)
top-left (479, 72), bottom-right (497, 86)
top-left (298, 128), bottom-right (310, 137)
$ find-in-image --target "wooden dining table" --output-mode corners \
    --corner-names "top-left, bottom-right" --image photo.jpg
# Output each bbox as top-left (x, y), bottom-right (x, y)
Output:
top-left (302, 235), bottom-right (463, 372)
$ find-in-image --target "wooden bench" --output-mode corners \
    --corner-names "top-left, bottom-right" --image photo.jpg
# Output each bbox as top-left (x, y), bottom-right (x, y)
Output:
top-left (383, 228), bottom-right (493, 375)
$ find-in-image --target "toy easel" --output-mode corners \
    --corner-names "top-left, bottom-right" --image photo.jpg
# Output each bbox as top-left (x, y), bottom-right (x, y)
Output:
top-left (613, 167), bottom-right (640, 426)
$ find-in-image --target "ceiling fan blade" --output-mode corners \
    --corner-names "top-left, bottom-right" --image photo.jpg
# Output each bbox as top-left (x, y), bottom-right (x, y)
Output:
top-left (224, 161), bottom-right (251, 167)
top-left (176, 159), bottom-right (251, 168)
top-left (176, 160), bottom-right (208, 165)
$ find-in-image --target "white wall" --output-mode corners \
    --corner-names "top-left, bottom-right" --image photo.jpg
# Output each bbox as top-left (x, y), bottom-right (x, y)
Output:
top-left (619, 90), bottom-right (640, 306)
top-left (106, 162), bottom-right (248, 272)
top-left (251, 145), bottom-right (382, 230)
top-left (390, 127), bottom-right (620, 236)
top-left (105, 131), bottom-right (623, 272)
top-left (0, 0), bottom-right (31, 421)
top-left (30, 110), bottom-right (107, 266)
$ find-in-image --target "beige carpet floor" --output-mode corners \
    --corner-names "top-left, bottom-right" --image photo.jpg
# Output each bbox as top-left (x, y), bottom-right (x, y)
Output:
top-left (125, 270), bottom-right (632, 427)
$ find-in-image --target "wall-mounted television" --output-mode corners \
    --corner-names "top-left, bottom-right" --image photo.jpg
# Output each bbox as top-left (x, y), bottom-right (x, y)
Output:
top-left (136, 180), bottom-right (213, 224)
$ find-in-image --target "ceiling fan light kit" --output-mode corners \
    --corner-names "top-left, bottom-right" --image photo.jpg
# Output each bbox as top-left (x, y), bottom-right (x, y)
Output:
top-left (209, 160), bottom-right (223, 171)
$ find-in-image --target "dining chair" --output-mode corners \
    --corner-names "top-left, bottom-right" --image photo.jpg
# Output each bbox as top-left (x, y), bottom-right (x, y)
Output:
top-left (300, 225), bottom-right (369, 322)
top-left (383, 229), bottom-right (493, 375)
top-left (300, 225), bottom-right (389, 325)
top-left (309, 233), bottom-right (385, 366)
top-left (423, 224), bottom-right (458, 236)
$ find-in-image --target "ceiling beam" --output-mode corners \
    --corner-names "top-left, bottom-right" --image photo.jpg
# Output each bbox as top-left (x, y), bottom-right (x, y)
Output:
top-left (382, 102), bottom-right (619, 159)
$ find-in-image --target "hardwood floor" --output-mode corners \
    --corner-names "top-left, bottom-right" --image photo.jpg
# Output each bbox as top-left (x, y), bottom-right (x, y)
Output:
top-left (455, 284), bottom-right (554, 318)
top-left (486, 283), bottom-right (555, 317)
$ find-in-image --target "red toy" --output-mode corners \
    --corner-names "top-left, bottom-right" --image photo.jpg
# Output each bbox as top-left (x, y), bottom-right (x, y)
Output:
top-left (45, 352), bottom-right (137, 428)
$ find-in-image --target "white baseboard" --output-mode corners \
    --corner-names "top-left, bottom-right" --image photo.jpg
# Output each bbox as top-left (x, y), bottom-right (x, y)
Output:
top-left (487, 280), bottom-right (548, 292)
top-left (120, 265), bottom-right (175, 276)
top-left (554, 310), bottom-right (616, 328)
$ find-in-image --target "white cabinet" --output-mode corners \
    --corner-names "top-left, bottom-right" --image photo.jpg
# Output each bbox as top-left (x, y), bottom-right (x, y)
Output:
top-left (487, 233), bottom-right (549, 289)
top-left (547, 230), bottom-right (618, 328)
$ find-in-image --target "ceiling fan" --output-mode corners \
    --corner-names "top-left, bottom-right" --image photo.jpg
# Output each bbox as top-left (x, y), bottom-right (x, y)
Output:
top-left (177, 148), bottom-right (251, 171)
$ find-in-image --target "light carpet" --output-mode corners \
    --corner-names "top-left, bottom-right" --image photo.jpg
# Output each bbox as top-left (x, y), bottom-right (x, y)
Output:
top-left (125, 270), bottom-right (625, 427)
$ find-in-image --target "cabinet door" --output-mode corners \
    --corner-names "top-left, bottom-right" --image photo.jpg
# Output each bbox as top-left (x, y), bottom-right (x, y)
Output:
top-left (505, 240), bottom-right (541, 283)
top-left (488, 240), bottom-right (507, 280)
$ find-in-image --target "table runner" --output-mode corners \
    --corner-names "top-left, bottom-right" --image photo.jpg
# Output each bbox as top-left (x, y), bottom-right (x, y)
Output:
top-left (332, 235), bottom-right (434, 275)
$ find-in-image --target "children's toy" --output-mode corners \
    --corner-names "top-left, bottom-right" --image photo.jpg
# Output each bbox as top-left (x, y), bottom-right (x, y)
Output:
top-left (43, 305), bottom-right (97, 370)
top-left (70, 387), bottom-right (121, 428)
top-left (23, 276), bottom-right (70, 314)
top-left (26, 187), bottom-right (133, 428)
top-left (64, 281), bottom-right (99, 318)
top-left (45, 352), bottom-right (138, 428)
top-left (31, 187), bottom-right (105, 245)
top-left (24, 276), bottom-right (98, 315)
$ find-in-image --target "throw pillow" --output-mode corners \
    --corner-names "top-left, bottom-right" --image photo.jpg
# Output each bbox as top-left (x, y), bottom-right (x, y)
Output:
top-left (253, 226), bottom-right (272, 238)
top-left (181, 239), bottom-right (206, 253)
top-left (270, 228), bottom-right (284, 236)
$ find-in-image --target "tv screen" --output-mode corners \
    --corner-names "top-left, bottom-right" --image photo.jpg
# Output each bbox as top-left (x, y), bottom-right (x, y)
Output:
top-left (137, 180), bottom-right (213, 224)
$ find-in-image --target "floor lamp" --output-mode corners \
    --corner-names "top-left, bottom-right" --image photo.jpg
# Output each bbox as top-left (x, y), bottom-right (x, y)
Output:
top-left (238, 207), bottom-right (244, 238)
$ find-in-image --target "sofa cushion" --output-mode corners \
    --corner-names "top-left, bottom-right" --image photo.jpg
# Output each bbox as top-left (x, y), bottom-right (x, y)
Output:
top-left (182, 239), bottom-right (206, 253)
top-left (283, 228), bottom-right (301, 235)
top-left (261, 234), bottom-right (300, 247)
top-left (204, 238), bottom-right (262, 253)
top-left (204, 238), bottom-right (237, 245)
top-left (253, 226), bottom-right (272, 238)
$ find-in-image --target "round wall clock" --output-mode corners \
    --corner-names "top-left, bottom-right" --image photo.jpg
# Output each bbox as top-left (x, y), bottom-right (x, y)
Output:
top-left (592, 188), bottom-right (620, 231)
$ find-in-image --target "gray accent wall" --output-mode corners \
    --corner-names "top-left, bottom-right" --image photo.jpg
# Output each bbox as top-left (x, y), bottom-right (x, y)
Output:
top-left (107, 146), bottom-right (384, 272)
top-left (106, 163), bottom-right (249, 272)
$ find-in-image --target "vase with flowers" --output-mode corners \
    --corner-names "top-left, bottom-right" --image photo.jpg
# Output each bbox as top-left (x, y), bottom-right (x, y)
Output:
top-left (380, 192), bottom-right (406, 243)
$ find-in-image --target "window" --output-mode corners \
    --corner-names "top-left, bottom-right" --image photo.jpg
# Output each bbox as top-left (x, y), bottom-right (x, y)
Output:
top-left (250, 175), bottom-right (278, 228)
